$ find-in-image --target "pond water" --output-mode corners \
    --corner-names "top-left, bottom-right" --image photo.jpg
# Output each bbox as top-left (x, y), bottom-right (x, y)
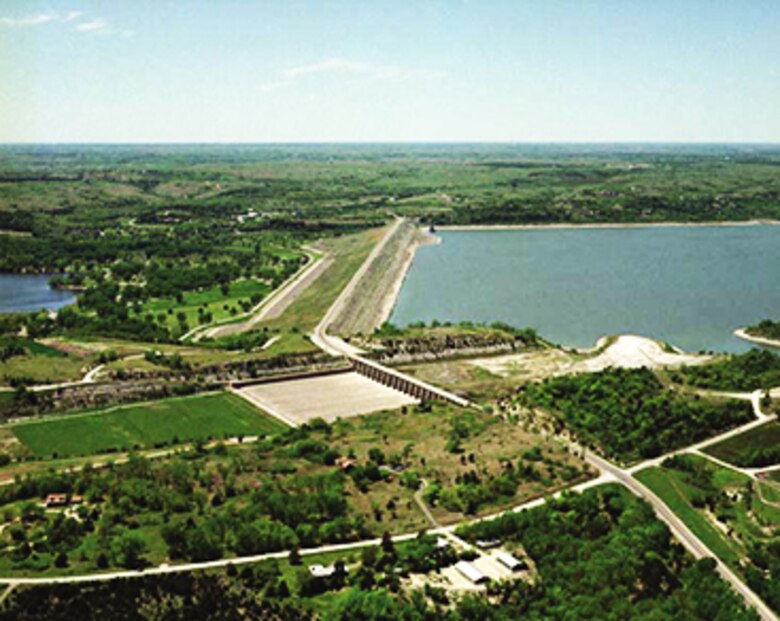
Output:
top-left (390, 225), bottom-right (780, 353)
top-left (0, 274), bottom-right (76, 314)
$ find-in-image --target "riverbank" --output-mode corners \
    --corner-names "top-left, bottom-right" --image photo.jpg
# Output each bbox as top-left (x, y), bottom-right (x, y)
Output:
top-left (734, 328), bottom-right (780, 349)
top-left (436, 219), bottom-right (780, 232)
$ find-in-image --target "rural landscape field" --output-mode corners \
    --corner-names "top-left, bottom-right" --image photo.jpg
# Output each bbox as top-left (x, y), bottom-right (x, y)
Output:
top-left (1, 1), bottom-right (779, 620)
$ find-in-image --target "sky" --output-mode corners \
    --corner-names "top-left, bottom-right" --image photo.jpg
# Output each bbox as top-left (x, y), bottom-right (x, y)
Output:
top-left (1, 0), bottom-right (778, 143)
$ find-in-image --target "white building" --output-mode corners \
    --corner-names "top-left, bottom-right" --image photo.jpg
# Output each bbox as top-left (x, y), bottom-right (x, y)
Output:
top-left (495, 551), bottom-right (525, 571)
top-left (308, 564), bottom-right (335, 578)
top-left (455, 560), bottom-right (488, 584)
top-left (308, 563), bottom-right (348, 579)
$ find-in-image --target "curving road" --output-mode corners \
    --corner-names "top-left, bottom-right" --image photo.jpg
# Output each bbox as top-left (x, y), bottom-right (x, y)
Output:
top-left (1, 218), bottom-right (777, 619)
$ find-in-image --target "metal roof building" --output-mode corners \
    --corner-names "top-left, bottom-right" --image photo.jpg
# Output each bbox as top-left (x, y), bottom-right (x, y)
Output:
top-left (455, 560), bottom-right (488, 584)
top-left (496, 551), bottom-right (524, 571)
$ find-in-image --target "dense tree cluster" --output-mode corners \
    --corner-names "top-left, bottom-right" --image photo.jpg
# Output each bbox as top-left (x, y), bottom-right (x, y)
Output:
top-left (0, 477), bottom-right (763, 618)
top-left (0, 571), bottom-right (311, 621)
top-left (454, 485), bottom-right (759, 620)
top-left (521, 367), bottom-right (754, 462)
top-left (746, 319), bottom-right (780, 342)
top-left (675, 349), bottom-right (780, 392)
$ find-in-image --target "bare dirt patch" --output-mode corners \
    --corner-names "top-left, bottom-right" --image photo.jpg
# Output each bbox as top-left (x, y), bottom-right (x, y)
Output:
top-left (471, 335), bottom-right (709, 379)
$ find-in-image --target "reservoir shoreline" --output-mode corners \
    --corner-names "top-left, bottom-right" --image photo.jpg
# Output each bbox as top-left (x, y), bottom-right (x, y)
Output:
top-left (389, 223), bottom-right (780, 353)
top-left (435, 218), bottom-right (780, 232)
top-left (734, 328), bottom-right (780, 349)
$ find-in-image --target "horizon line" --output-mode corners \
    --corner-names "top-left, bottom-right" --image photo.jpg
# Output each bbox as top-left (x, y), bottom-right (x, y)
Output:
top-left (1, 140), bottom-right (779, 147)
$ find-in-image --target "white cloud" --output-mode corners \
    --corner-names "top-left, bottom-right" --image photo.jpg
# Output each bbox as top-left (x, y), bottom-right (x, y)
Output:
top-left (260, 57), bottom-right (445, 92)
top-left (0, 11), bottom-right (130, 38)
top-left (285, 57), bottom-right (444, 81)
top-left (75, 18), bottom-right (109, 32)
top-left (0, 12), bottom-right (58, 27)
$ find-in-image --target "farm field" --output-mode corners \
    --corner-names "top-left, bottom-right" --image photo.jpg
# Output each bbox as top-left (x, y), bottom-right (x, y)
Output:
top-left (10, 392), bottom-right (286, 458)
top-left (703, 420), bottom-right (780, 467)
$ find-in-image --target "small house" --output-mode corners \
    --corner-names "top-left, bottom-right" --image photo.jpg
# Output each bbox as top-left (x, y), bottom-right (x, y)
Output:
top-left (335, 457), bottom-right (356, 472)
top-left (308, 564), bottom-right (335, 578)
top-left (476, 539), bottom-right (501, 549)
top-left (308, 563), bottom-right (348, 579)
top-left (43, 493), bottom-right (68, 508)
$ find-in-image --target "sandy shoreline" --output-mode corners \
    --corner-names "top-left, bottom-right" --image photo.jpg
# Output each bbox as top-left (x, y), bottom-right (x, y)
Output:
top-left (734, 328), bottom-right (780, 349)
top-left (436, 219), bottom-right (780, 232)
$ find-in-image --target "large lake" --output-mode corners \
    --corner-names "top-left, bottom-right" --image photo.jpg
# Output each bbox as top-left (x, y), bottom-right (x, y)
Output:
top-left (0, 274), bottom-right (76, 314)
top-left (391, 225), bottom-right (780, 353)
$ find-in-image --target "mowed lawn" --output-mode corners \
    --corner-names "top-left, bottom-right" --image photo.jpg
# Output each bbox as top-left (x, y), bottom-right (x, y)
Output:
top-left (703, 420), bottom-right (780, 465)
top-left (12, 392), bottom-right (286, 458)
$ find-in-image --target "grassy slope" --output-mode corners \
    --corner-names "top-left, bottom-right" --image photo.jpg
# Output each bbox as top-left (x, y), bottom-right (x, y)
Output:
top-left (635, 454), bottom-right (778, 581)
top-left (635, 466), bottom-right (743, 568)
top-left (0, 337), bottom-right (95, 384)
top-left (260, 226), bottom-right (388, 355)
top-left (0, 355), bottom-right (88, 384)
top-left (11, 392), bottom-right (285, 458)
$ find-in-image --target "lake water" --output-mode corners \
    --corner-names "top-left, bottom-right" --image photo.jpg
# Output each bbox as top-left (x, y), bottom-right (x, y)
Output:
top-left (391, 225), bottom-right (780, 353)
top-left (0, 274), bottom-right (76, 314)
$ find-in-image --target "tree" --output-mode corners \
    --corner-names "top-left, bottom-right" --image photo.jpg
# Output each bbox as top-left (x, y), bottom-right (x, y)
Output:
top-left (360, 545), bottom-right (378, 569)
top-left (381, 531), bottom-right (395, 556)
top-left (186, 526), bottom-right (222, 562)
top-left (111, 530), bottom-right (148, 569)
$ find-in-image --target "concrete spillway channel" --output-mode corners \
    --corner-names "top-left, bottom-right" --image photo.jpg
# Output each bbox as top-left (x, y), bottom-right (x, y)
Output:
top-left (350, 355), bottom-right (471, 407)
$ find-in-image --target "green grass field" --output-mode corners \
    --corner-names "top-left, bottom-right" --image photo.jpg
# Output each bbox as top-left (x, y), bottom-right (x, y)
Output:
top-left (11, 392), bottom-right (286, 458)
top-left (142, 279), bottom-right (272, 332)
top-left (703, 421), bottom-right (780, 466)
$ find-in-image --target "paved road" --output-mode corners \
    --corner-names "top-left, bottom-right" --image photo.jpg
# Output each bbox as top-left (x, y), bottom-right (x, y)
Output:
top-left (310, 217), bottom-right (472, 408)
top-left (588, 452), bottom-right (777, 621)
top-left (310, 218), bottom-right (404, 357)
top-left (27, 363), bottom-right (105, 393)
top-left (194, 250), bottom-right (328, 341)
top-left (0, 471), bottom-right (612, 586)
top-left (2, 218), bottom-right (778, 618)
top-left (0, 393), bottom-right (774, 619)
